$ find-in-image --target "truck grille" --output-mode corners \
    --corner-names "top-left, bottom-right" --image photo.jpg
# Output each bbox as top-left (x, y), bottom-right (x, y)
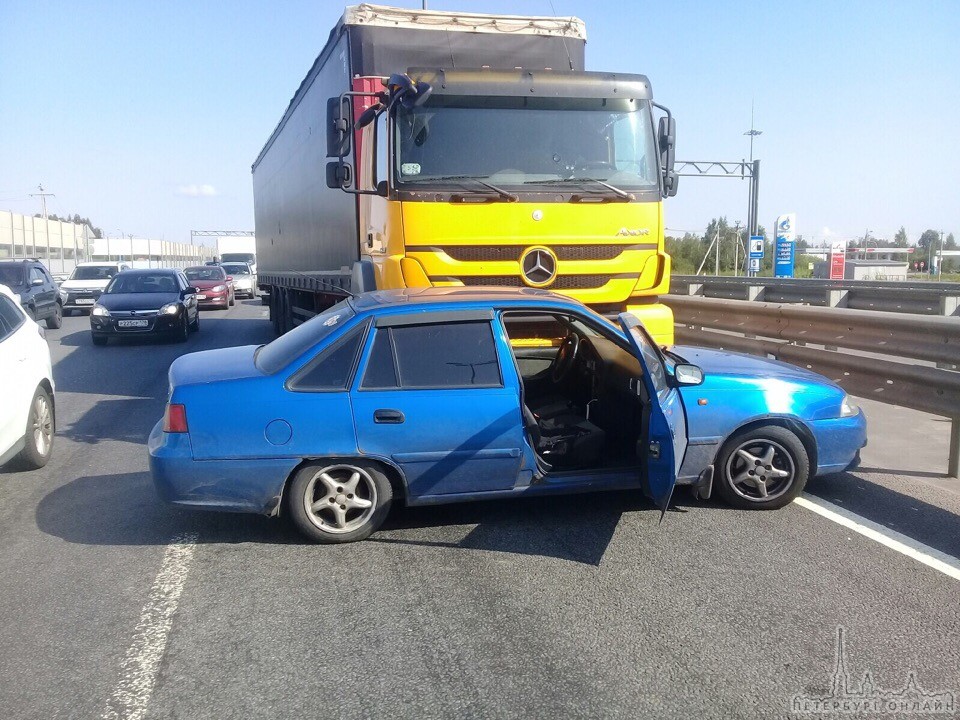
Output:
top-left (456, 275), bottom-right (611, 290)
top-left (426, 244), bottom-right (641, 263)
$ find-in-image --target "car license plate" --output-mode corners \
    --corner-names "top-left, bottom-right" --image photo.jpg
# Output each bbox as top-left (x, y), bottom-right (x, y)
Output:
top-left (117, 319), bottom-right (149, 328)
top-left (196, 294), bottom-right (206, 299)
top-left (76, 298), bottom-right (94, 305)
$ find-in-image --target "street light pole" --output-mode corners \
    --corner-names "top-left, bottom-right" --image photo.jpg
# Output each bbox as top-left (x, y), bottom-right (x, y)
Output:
top-left (938, 230), bottom-right (944, 281)
top-left (744, 102), bottom-right (763, 164)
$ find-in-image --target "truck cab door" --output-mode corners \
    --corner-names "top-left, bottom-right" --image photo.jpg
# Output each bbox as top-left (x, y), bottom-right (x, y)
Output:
top-left (618, 312), bottom-right (688, 517)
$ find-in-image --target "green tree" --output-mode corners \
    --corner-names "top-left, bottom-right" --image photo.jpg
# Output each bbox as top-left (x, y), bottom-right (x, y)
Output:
top-left (893, 226), bottom-right (909, 247)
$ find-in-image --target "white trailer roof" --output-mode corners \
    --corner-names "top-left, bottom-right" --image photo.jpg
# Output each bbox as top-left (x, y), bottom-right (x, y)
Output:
top-left (343, 4), bottom-right (586, 41)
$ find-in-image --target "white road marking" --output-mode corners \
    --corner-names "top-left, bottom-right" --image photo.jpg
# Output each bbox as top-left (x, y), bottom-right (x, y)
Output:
top-left (102, 533), bottom-right (199, 720)
top-left (796, 494), bottom-right (960, 581)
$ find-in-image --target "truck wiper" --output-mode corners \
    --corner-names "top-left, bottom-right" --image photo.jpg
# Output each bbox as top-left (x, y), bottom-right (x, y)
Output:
top-left (417, 175), bottom-right (518, 202)
top-left (523, 177), bottom-right (634, 201)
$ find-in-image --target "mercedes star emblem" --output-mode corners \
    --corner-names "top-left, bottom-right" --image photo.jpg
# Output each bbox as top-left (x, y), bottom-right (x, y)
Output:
top-left (520, 246), bottom-right (558, 287)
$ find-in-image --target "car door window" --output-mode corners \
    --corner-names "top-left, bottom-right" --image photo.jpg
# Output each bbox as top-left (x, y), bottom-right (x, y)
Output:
top-left (360, 328), bottom-right (399, 389)
top-left (387, 321), bottom-right (502, 389)
top-left (289, 323), bottom-right (367, 391)
top-left (625, 325), bottom-right (667, 396)
top-left (0, 296), bottom-right (25, 340)
top-left (30, 267), bottom-right (45, 286)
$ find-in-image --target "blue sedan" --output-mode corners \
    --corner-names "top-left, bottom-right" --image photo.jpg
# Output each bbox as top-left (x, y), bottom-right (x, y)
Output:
top-left (148, 288), bottom-right (866, 543)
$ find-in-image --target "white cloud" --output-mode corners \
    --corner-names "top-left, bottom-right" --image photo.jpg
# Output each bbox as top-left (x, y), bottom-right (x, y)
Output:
top-left (175, 184), bottom-right (218, 197)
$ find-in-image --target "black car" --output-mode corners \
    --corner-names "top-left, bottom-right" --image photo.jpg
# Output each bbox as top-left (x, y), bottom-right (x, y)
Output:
top-left (0, 259), bottom-right (63, 329)
top-left (90, 269), bottom-right (200, 346)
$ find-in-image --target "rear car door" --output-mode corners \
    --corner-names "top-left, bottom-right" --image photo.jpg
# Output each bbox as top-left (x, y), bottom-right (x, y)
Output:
top-left (351, 312), bottom-right (525, 500)
top-left (0, 295), bottom-right (31, 455)
top-left (618, 312), bottom-right (687, 514)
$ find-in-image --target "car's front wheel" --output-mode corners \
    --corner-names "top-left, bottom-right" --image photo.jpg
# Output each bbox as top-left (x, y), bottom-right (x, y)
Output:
top-left (714, 425), bottom-right (809, 510)
top-left (16, 385), bottom-right (55, 470)
top-left (287, 461), bottom-right (393, 543)
top-left (45, 302), bottom-right (63, 329)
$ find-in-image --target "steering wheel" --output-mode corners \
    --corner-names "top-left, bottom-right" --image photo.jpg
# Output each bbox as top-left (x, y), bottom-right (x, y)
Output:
top-left (551, 333), bottom-right (580, 383)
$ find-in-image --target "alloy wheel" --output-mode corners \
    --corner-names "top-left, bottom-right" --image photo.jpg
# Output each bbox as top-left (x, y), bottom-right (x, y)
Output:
top-left (302, 464), bottom-right (377, 534)
top-left (724, 438), bottom-right (795, 502)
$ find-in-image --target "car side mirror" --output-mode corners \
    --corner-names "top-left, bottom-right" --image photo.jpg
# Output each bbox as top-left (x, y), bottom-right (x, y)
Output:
top-left (181, 286), bottom-right (198, 297)
top-left (674, 364), bottom-right (703, 386)
top-left (31, 277), bottom-right (44, 286)
top-left (226, 276), bottom-right (234, 282)
top-left (657, 114), bottom-right (678, 198)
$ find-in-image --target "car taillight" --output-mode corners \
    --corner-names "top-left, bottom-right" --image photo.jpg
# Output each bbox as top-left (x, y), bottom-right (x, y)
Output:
top-left (163, 403), bottom-right (188, 433)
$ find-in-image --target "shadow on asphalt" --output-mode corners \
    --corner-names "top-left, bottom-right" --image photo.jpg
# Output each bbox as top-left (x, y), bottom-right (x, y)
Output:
top-left (60, 397), bottom-right (163, 445)
top-left (806, 471), bottom-right (960, 560)
top-left (35, 470), bottom-right (677, 564)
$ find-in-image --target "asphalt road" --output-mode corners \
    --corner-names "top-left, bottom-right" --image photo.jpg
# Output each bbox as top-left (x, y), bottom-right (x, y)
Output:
top-left (1, 301), bottom-right (958, 719)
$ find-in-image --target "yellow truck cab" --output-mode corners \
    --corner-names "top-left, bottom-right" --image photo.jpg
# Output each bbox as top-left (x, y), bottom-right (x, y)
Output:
top-left (253, 5), bottom-right (679, 343)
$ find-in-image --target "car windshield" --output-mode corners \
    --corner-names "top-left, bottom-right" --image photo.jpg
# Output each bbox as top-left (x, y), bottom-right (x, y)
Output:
top-left (221, 264), bottom-right (250, 276)
top-left (0, 265), bottom-right (25, 288)
top-left (71, 266), bottom-right (119, 280)
top-left (395, 95), bottom-right (659, 191)
top-left (255, 300), bottom-right (356, 374)
top-left (105, 273), bottom-right (179, 294)
top-left (184, 267), bottom-right (226, 281)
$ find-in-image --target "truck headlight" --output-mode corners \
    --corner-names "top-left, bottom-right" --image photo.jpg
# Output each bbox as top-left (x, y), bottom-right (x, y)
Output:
top-left (839, 395), bottom-right (859, 417)
top-left (159, 303), bottom-right (180, 315)
top-left (91, 305), bottom-right (110, 316)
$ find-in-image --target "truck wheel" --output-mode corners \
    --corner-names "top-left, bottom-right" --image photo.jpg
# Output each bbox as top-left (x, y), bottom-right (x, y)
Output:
top-left (45, 302), bottom-right (63, 329)
top-left (714, 425), bottom-right (809, 510)
top-left (260, 293), bottom-right (269, 306)
top-left (16, 386), bottom-right (55, 470)
top-left (287, 461), bottom-right (393, 543)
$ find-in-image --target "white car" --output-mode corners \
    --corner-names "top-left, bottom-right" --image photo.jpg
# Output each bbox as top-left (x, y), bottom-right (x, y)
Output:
top-left (60, 261), bottom-right (131, 315)
top-left (219, 262), bottom-right (258, 299)
top-left (0, 284), bottom-right (55, 469)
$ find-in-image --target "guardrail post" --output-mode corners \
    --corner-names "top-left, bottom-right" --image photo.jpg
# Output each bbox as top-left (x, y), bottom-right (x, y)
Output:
top-left (827, 289), bottom-right (849, 308)
top-left (941, 295), bottom-right (960, 317)
top-left (950, 418), bottom-right (960, 479)
top-left (747, 285), bottom-right (765, 301)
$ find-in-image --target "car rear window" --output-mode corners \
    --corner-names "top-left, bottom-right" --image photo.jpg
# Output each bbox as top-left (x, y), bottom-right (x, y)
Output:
top-left (0, 265), bottom-right (25, 288)
top-left (255, 300), bottom-right (356, 374)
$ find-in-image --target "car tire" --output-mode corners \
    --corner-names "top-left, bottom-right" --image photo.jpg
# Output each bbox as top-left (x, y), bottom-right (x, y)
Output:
top-left (714, 425), bottom-right (809, 510)
top-left (190, 311), bottom-right (200, 332)
top-left (91, 334), bottom-right (108, 346)
top-left (176, 315), bottom-right (190, 343)
top-left (229, 293), bottom-right (235, 307)
top-left (287, 461), bottom-right (393, 544)
top-left (16, 385), bottom-right (55, 470)
top-left (45, 302), bottom-right (63, 329)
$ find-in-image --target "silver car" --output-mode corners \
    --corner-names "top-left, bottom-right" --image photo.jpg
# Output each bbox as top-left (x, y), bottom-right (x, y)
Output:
top-left (219, 262), bottom-right (257, 299)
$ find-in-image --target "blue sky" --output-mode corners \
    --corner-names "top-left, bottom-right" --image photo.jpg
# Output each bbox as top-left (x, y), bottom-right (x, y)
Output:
top-left (1, 1), bottom-right (957, 248)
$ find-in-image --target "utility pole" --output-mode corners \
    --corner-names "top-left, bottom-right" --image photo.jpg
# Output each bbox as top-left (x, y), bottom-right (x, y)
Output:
top-left (29, 184), bottom-right (55, 219)
top-left (938, 230), bottom-right (944, 281)
top-left (733, 220), bottom-right (742, 276)
top-left (743, 101), bottom-right (763, 164)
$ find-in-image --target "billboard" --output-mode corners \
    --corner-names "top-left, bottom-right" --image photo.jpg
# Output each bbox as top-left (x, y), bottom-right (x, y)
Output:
top-left (829, 241), bottom-right (845, 280)
top-left (774, 213), bottom-right (796, 278)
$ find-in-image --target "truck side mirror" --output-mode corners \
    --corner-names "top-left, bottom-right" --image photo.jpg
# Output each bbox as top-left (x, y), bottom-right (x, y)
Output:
top-left (658, 115), bottom-right (677, 197)
top-left (326, 161), bottom-right (352, 189)
top-left (326, 97), bottom-right (351, 158)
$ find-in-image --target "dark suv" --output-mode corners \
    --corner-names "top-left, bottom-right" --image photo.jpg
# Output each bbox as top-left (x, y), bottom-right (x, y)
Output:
top-left (0, 259), bottom-right (63, 329)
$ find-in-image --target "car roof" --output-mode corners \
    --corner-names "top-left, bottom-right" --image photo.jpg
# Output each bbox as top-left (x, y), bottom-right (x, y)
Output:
top-left (117, 268), bottom-right (180, 276)
top-left (349, 287), bottom-right (577, 313)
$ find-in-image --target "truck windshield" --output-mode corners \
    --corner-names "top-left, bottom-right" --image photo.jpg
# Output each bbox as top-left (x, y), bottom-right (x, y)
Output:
top-left (395, 96), bottom-right (659, 192)
top-left (221, 253), bottom-right (255, 264)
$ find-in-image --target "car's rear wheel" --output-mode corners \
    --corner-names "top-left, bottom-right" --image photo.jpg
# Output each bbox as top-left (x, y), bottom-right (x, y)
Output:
top-left (714, 425), bottom-right (809, 510)
top-left (45, 302), bottom-right (63, 329)
top-left (17, 386), bottom-right (54, 470)
top-left (287, 461), bottom-right (393, 543)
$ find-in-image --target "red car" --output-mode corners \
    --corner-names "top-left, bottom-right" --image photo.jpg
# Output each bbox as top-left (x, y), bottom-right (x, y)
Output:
top-left (183, 266), bottom-right (235, 309)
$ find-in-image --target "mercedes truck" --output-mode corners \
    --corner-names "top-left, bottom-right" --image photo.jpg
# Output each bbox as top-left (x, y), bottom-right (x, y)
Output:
top-left (252, 4), bottom-right (679, 342)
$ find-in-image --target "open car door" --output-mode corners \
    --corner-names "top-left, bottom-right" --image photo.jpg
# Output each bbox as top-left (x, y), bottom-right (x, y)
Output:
top-left (618, 313), bottom-right (688, 518)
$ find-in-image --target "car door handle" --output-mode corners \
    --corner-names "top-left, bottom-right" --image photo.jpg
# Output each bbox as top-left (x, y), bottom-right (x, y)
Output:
top-left (373, 409), bottom-right (404, 424)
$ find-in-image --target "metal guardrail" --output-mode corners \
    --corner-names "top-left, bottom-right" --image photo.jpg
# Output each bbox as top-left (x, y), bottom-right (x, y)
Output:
top-left (663, 294), bottom-right (960, 477)
top-left (671, 275), bottom-right (960, 316)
